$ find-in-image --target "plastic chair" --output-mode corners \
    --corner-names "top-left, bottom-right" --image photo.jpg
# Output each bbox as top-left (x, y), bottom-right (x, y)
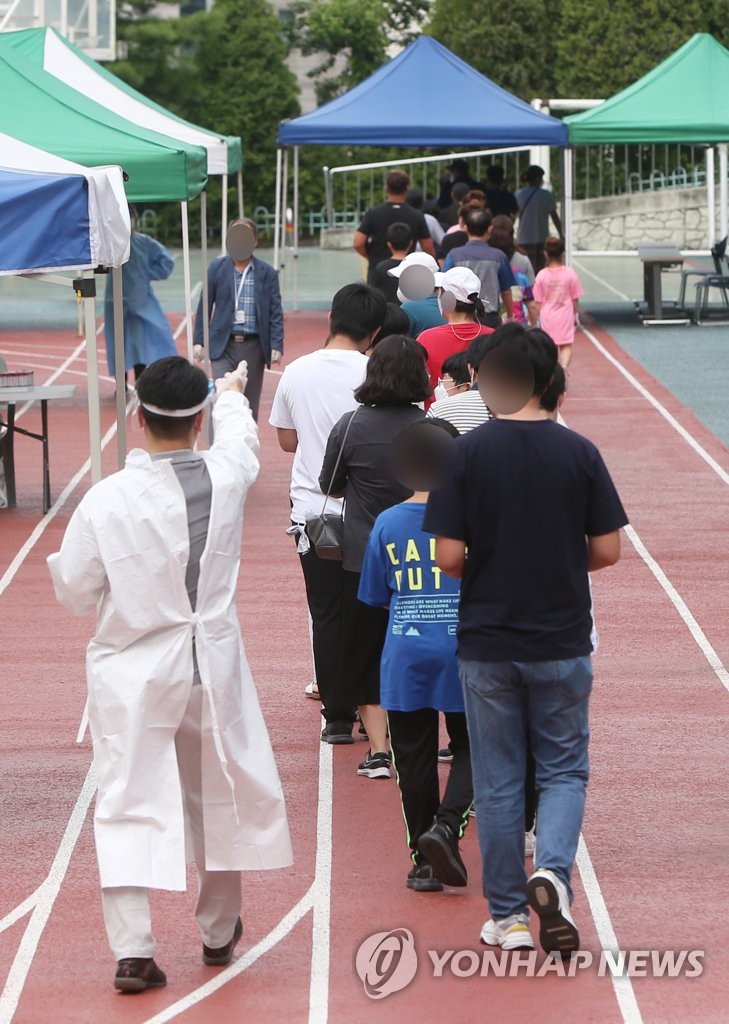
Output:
top-left (677, 236), bottom-right (727, 309)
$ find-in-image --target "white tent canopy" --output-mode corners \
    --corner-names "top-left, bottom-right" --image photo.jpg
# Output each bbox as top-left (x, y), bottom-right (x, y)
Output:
top-left (0, 131), bottom-right (130, 271)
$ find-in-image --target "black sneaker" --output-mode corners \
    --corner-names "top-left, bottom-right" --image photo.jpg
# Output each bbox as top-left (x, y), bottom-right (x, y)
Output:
top-left (203, 916), bottom-right (243, 966)
top-left (356, 749), bottom-right (392, 779)
top-left (114, 957), bottom-right (167, 993)
top-left (406, 862), bottom-right (443, 892)
top-left (437, 746), bottom-right (454, 763)
top-left (416, 821), bottom-right (467, 887)
top-left (321, 721), bottom-right (354, 745)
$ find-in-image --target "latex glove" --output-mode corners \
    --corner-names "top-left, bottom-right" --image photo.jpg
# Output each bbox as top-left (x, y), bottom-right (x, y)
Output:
top-left (271, 349), bottom-right (282, 364)
top-left (193, 344), bottom-right (205, 364)
top-left (215, 359), bottom-right (248, 395)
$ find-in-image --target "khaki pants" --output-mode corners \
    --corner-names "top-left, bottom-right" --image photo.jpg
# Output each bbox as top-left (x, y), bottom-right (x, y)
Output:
top-left (101, 686), bottom-right (241, 959)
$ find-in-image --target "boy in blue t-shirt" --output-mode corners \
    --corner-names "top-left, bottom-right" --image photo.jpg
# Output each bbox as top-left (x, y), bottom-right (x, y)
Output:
top-left (358, 420), bottom-right (473, 893)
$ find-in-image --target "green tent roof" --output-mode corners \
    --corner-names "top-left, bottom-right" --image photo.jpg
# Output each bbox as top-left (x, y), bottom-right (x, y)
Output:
top-left (0, 44), bottom-right (207, 201)
top-left (566, 34), bottom-right (729, 145)
top-left (0, 28), bottom-right (242, 174)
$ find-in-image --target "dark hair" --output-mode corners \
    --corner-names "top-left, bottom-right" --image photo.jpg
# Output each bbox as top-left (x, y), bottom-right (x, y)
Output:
top-left (450, 159), bottom-right (469, 175)
top-left (440, 350), bottom-right (470, 385)
top-left (458, 198), bottom-right (485, 222)
top-left (522, 164), bottom-right (544, 185)
top-left (478, 323), bottom-right (557, 397)
top-left (354, 334), bottom-right (431, 406)
top-left (330, 283), bottom-right (387, 342)
top-left (387, 221), bottom-right (413, 252)
top-left (486, 165), bottom-right (505, 185)
top-left (488, 227), bottom-right (515, 260)
top-left (405, 187), bottom-right (423, 210)
top-left (454, 295), bottom-right (486, 320)
top-left (540, 361), bottom-right (566, 413)
top-left (228, 216), bottom-right (258, 238)
top-left (451, 182), bottom-right (470, 205)
top-left (390, 417), bottom-right (459, 492)
top-left (370, 303), bottom-right (411, 348)
top-left (386, 169), bottom-right (409, 195)
top-left (466, 331), bottom-right (497, 373)
top-left (464, 207), bottom-right (493, 237)
top-left (465, 188), bottom-right (486, 204)
top-left (544, 235), bottom-right (565, 260)
top-left (491, 214), bottom-right (514, 233)
top-left (137, 356), bottom-right (209, 440)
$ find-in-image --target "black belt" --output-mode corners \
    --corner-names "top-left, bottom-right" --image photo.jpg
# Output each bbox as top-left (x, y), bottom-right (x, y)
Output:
top-left (229, 333), bottom-right (259, 342)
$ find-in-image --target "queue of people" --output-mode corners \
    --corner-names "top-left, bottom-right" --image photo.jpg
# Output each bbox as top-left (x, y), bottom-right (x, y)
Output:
top-left (54, 173), bottom-right (614, 993)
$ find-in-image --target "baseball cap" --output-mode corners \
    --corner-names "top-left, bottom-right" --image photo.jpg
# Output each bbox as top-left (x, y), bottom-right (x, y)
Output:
top-left (387, 251), bottom-right (439, 278)
top-left (433, 267), bottom-right (481, 303)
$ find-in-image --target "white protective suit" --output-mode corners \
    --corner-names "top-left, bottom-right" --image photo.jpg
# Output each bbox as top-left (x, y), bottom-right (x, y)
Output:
top-left (48, 391), bottom-right (293, 890)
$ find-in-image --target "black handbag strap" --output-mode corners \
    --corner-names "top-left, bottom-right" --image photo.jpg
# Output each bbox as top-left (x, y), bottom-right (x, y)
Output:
top-left (319, 408), bottom-right (358, 513)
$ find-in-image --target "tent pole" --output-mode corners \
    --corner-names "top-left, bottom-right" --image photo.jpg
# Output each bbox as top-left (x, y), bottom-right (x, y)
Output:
top-left (706, 148), bottom-right (716, 248)
top-left (324, 166), bottom-right (333, 228)
top-left (238, 171), bottom-right (244, 217)
top-left (562, 147), bottom-right (573, 266)
top-left (293, 145), bottom-right (300, 312)
top-left (112, 265), bottom-right (127, 469)
top-left (181, 201), bottom-right (193, 360)
top-left (719, 144), bottom-right (728, 243)
top-left (82, 270), bottom-right (103, 485)
top-left (281, 147), bottom-right (289, 265)
top-left (221, 172), bottom-right (228, 255)
top-left (273, 147), bottom-right (283, 271)
top-left (201, 190), bottom-right (211, 365)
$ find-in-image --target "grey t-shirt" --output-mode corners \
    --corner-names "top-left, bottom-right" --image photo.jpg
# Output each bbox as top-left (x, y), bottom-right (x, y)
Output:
top-left (153, 449), bottom-right (213, 679)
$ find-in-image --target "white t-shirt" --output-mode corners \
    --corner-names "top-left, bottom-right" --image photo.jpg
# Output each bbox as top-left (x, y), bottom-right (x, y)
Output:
top-left (269, 348), bottom-right (368, 521)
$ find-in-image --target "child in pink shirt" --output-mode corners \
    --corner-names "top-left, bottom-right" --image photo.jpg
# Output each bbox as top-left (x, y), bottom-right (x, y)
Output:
top-left (533, 236), bottom-right (583, 368)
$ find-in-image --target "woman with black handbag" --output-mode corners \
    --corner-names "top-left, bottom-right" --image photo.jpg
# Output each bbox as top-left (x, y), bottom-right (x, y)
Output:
top-left (319, 335), bottom-right (430, 779)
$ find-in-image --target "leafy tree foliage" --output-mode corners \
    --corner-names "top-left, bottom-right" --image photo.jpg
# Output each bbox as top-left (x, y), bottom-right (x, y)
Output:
top-left (290, 0), bottom-right (430, 103)
top-left (554, 0), bottom-right (729, 97)
top-left (426, 0), bottom-right (559, 101)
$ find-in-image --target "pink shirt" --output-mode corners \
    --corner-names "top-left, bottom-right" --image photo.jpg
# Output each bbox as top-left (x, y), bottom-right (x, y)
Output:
top-left (533, 265), bottom-right (583, 346)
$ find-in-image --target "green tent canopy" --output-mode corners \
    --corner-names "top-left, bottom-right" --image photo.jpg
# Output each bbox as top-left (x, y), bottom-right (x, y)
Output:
top-left (0, 28), bottom-right (242, 175)
top-left (0, 43), bottom-right (207, 201)
top-left (566, 34), bottom-right (729, 145)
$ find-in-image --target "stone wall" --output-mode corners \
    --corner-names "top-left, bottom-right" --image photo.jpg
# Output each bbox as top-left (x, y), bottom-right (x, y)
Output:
top-left (573, 186), bottom-right (714, 250)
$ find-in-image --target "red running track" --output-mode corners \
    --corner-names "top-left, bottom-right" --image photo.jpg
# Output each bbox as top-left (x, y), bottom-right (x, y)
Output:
top-left (1, 313), bottom-right (727, 1023)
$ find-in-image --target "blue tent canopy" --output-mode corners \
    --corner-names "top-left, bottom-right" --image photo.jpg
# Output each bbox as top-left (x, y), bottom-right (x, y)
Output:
top-left (277, 36), bottom-right (568, 148)
top-left (0, 168), bottom-right (92, 274)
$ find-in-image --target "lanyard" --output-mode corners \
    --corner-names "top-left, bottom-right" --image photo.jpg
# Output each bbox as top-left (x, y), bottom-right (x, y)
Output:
top-left (234, 263), bottom-right (252, 307)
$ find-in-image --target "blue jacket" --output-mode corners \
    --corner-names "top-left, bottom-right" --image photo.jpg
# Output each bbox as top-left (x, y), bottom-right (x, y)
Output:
top-left (193, 254), bottom-right (284, 364)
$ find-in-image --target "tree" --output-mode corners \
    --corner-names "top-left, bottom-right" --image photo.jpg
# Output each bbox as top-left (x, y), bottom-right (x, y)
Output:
top-left (554, 0), bottom-right (729, 98)
top-left (291, 0), bottom-right (430, 104)
top-left (426, 0), bottom-right (559, 101)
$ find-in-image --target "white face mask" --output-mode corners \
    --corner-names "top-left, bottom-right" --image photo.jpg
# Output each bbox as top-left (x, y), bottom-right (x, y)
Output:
top-left (433, 384), bottom-right (449, 402)
top-left (396, 287), bottom-right (406, 304)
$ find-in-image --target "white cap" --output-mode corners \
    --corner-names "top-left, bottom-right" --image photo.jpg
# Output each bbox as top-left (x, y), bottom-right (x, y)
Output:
top-left (387, 251), bottom-right (439, 278)
top-left (433, 266), bottom-right (481, 303)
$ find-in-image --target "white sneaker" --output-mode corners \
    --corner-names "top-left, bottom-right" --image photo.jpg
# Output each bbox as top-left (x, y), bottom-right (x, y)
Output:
top-left (524, 828), bottom-right (535, 858)
top-left (480, 913), bottom-right (535, 950)
top-left (304, 681), bottom-right (320, 700)
top-left (526, 869), bottom-right (579, 957)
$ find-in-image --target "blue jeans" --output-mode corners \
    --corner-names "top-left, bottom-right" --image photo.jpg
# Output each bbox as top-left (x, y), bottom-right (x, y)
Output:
top-left (459, 657), bottom-right (592, 920)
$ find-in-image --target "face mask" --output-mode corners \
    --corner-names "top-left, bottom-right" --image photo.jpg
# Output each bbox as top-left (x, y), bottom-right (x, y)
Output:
top-left (433, 384), bottom-right (450, 402)
top-left (396, 287), bottom-right (406, 304)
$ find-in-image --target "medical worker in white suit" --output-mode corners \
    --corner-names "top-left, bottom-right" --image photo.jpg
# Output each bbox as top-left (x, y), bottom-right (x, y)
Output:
top-left (48, 356), bottom-right (292, 993)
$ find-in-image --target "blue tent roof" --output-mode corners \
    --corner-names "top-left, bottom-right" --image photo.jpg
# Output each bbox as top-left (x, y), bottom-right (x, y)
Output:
top-left (0, 168), bottom-right (92, 274)
top-left (278, 36), bottom-right (567, 147)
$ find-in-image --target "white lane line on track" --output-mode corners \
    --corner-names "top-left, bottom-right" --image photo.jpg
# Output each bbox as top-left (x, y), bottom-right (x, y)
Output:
top-left (0, 765), bottom-right (96, 1024)
top-left (576, 838), bottom-right (643, 1024)
top-left (623, 524), bottom-right (729, 694)
top-left (139, 729), bottom-right (335, 1023)
top-left (573, 259), bottom-right (632, 303)
top-left (0, 889), bottom-right (44, 935)
top-left (13, 339), bottom-right (87, 420)
top-left (308, 737), bottom-right (333, 1024)
top-left (141, 891), bottom-right (315, 1024)
top-left (0, 412), bottom-right (125, 599)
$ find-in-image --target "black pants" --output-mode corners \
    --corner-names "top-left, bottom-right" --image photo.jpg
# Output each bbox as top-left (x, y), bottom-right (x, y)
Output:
top-left (297, 543), bottom-right (353, 724)
top-left (340, 569), bottom-right (388, 707)
top-left (388, 708), bottom-right (473, 861)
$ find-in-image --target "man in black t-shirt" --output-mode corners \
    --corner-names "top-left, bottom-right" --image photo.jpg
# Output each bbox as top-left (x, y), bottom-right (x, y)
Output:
top-left (424, 324), bottom-right (628, 959)
top-left (354, 169), bottom-right (435, 284)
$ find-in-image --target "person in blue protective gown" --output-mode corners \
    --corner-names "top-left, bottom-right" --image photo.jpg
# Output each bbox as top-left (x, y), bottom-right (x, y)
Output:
top-left (104, 211), bottom-right (177, 386)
